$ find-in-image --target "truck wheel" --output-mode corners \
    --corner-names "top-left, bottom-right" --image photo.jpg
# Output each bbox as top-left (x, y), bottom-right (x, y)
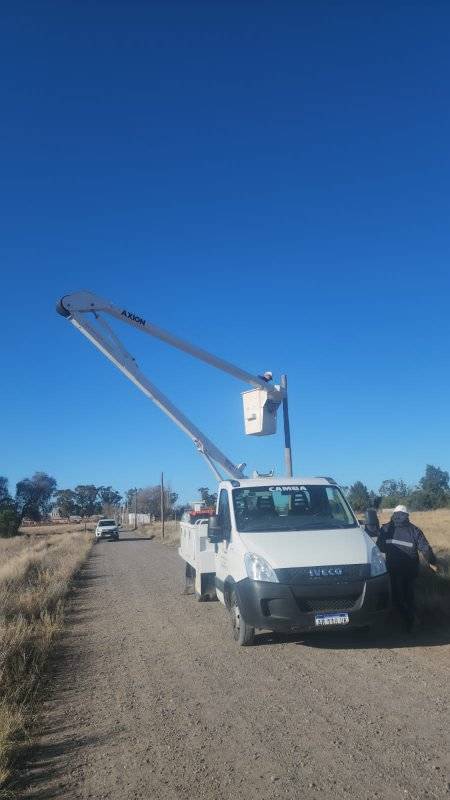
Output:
top-left (230, 589), bottom-right (255, 646)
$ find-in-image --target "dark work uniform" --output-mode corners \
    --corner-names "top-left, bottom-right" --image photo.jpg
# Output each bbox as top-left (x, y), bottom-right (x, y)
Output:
top-left (377, 511), bottom-right (437, 630)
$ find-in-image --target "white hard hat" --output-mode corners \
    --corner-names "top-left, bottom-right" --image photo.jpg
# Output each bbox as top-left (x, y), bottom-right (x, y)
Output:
top-left (394, 504), bottom-right (408, 514)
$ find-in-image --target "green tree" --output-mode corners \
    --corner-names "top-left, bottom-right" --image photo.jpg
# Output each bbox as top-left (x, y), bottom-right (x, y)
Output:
top-left (15, 472), bottom-right (57, 521)
top-left (408, 490), bottom-right (437, 511)
top-left (54, 489), bottom-right (79, 519)
top-left (0, 477), bottom-right (9, 504)
top-left (0, 476), bottom-right (14, 509)
top-left (419, 464), bottom-right (450, 500)
top-left (73, 485), bottom-right (101, 518)
top-left (198, 487), bottom-right (218, 508)
top-left (98, 486), bottom-right (122, 507)
top-left (0, 477), bottom-right (20, 536)
top-left (408, 465), bottom-right (450, 511)
top-left (97, 486), bottom-right (122, 517)
top-left (0, 508), bottom-right (21, 538)
top-left (379, 479), bottom-right (410, 507)
top-left (420, 464), bottom-right (449, 494)
top-left (347, 481), bottom-right (371, 513)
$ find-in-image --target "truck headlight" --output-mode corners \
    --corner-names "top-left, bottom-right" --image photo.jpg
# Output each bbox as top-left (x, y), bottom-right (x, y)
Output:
top-left (244, 552), bottom-right (279, 583)
top-left (370, 545), bottom-right (387, 577)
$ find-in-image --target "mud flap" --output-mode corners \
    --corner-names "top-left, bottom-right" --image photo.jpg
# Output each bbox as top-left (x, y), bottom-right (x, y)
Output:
top-left (195, 571), bottom-right (217, 601)
top-left (183, 562), bottom-right (196, 595)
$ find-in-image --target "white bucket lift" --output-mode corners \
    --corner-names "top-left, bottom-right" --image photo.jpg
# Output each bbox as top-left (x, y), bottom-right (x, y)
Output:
top-left (56, 290), bottom-right (291, 479)
top-left (242, 388), bottom-right (278, 436)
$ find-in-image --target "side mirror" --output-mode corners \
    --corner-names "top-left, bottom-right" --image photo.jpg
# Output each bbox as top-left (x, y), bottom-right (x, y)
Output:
top-left (365, 508), bottom-right (379, 527)
top-left (207, 515), bottom-right (224, 543)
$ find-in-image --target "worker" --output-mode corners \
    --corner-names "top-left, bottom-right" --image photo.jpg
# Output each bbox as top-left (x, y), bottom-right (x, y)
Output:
top-left (377, 505), bottom-right (439, 632)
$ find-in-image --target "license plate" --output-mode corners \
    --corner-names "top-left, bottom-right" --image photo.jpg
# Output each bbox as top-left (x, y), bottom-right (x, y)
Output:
top-left (315, 612), bottom-right (349, 627)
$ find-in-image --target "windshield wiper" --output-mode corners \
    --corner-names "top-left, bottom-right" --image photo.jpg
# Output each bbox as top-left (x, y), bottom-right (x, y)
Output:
top-left (239, 522), bottom-right (356, 533)
top-left (280, 521), bottom-right (354, 530)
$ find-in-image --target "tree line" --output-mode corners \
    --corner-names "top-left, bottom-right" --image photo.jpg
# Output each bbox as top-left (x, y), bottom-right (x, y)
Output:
top-left (347, 464), bottom-right (450, 512)
top-left (0, 472), bottom-right (124, 537)
top-left (0, 471), bottom-right (191, 538)
top-left (2, 463), bottom-right (446, 538)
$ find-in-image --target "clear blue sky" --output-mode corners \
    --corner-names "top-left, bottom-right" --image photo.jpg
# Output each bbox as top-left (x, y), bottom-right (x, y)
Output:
top-left (2, 2), bottom-right (449, 503)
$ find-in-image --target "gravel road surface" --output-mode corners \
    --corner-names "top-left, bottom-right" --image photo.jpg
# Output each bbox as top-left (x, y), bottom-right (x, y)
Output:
top-left (21, 534), bottom-right (450, 800)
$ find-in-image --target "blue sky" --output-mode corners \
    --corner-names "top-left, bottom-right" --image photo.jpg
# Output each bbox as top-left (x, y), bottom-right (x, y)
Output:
top-left (1, 2), bottom-right (449, 503)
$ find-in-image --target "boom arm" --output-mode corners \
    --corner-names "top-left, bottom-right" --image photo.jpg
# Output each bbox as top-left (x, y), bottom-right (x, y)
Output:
top-left (57, 291), bottom-right (283, 481)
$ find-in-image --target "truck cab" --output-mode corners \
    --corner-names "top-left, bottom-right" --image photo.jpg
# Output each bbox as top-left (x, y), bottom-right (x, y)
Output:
top-left (180, 477), bottom-right (390, 645)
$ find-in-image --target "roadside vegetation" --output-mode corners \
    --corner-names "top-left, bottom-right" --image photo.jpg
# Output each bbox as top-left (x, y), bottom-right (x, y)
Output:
top-left (347, 464), bottom-right (450, 512)
top-left (0, 530), bottom-right (92, 794)
top-left (132, 519), bottom-right (179, 547)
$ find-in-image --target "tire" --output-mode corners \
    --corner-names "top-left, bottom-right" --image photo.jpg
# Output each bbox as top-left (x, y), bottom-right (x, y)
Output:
top-left (229, 589), bottom-right (255, 646)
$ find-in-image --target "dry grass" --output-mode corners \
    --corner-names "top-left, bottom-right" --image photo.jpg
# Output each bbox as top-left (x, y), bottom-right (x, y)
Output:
top-left (0, 531), bottom-right (92, 794)
top-left (131, 520), bottom-right (180, 547)
top-left (18, 521), bottom-right (96, 536)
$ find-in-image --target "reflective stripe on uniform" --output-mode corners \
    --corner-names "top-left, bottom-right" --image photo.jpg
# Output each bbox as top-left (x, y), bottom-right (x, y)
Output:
top-left (386, 539), bottom-right (414, 548)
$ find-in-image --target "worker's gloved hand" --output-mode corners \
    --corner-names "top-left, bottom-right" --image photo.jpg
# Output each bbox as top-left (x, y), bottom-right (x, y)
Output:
top-left (429, 563), bottom-right (439, 574)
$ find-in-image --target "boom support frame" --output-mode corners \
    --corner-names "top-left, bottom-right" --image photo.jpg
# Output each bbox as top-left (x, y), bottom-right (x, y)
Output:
top-left (57, 291), bottom-right (284, 481)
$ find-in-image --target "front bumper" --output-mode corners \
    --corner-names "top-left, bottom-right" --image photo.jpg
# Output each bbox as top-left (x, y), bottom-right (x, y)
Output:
top-left (96, 530), bottom-right (118, 538)
top-left (234, 573), bottom-right (391, 632)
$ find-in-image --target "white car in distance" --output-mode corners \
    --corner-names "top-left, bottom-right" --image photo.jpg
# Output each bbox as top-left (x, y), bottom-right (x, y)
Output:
top-left (95, 518), bottom-right (120, 541)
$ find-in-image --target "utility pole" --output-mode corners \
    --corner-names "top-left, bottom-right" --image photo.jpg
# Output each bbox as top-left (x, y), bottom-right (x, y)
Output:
top-left (134, 488), bottom-right (138, 531)
top-left (161, 472), bottom-right (165, 539)
top-left (280, 374), bottom-right (293, 477)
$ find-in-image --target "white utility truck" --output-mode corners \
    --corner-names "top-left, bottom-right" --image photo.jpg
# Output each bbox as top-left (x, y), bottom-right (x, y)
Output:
top-left (57, 291), bottom-right (390, 645)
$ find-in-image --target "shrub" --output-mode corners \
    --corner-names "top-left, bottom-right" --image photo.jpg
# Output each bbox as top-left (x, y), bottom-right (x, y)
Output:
top-left (409, 489), bottom-right (449, 511)
top-left (0, 510), bottom-right (21, 539)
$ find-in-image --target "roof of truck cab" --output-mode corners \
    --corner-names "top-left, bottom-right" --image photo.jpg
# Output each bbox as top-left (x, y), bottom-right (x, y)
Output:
top-left (219, 477), bottom-right (337, 489)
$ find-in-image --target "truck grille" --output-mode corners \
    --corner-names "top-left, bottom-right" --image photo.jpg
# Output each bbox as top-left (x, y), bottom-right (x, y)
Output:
top-left (296, 595), bottom-right (360, 612)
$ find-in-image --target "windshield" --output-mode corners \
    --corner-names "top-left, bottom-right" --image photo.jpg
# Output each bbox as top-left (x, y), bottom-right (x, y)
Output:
top-left (233, 485), bottom-right (357, 532)
top-left (99, 519), bottom-right (115, 526)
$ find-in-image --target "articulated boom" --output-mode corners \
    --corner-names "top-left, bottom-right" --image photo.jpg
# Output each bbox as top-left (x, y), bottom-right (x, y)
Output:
top-left (57, 291), bottom-right (285, 481)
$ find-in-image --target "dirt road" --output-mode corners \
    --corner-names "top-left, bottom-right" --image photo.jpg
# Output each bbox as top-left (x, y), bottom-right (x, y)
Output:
top-left (21, 534), bottom-right (449, 800)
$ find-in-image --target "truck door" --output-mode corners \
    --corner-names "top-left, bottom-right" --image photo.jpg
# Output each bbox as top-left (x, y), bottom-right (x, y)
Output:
top-left (215, 488), bottom-right (232, 592)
